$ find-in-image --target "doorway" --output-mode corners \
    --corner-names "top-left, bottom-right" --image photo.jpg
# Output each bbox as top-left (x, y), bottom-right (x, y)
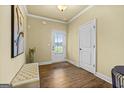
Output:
top-left (51, 31), bottom-right (66, 62)
top-left (79, 19), bottom-right (96, 74)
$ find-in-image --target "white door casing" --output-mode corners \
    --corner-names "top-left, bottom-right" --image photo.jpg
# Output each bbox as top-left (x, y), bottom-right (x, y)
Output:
top-left (79, 19), bottom-right (96, 74)
top-left (51, 31), bottom-right (66, 62)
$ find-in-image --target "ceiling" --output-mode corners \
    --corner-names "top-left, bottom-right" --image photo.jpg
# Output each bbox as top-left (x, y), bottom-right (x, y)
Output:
top-left (27, 5), bottom-right (88, 22)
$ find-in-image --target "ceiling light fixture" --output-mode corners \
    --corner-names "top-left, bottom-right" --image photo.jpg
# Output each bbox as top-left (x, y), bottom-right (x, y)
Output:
top-left (57, 5), bottom-right (67, 12)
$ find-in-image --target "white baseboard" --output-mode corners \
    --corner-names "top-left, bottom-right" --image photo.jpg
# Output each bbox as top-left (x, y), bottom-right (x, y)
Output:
top-left (38, 59), bottom-right (79, 66)
top-left (66, 59), bottom-right (79, 67)
top-left (37, 59), bottom-right (66, 65)
top-left (38, 59), bottom-right (112, 84)
top-left (66, 59), bottom-right (112, 84)
top-left (38, 61), bottom-right (52, 65)
top-left (95, 72), bottom-right (112, 84)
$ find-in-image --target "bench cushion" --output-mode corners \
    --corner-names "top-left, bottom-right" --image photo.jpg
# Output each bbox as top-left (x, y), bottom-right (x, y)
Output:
top-left (11, 63), bottom-right (39, 87)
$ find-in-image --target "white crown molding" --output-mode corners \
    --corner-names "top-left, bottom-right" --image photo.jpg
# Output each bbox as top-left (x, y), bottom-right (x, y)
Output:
top-left (23, 5), bottom-right (28, 14)
top-left (68, 5), bottom-right (94, 23)
top-left (27, 14), bottom-right (67, 24)
top-left (25, 5), bottom-right (94, 24)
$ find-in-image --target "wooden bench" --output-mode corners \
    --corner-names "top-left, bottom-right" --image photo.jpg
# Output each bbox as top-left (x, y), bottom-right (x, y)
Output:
top-left (11, 63), bottom-right (40, 88)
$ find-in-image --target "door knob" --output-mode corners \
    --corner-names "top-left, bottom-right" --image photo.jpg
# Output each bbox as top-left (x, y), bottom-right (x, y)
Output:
top-left (93, 45), bottom-right (95, 48)
top-left (80, 48), bottom-right (82, 50)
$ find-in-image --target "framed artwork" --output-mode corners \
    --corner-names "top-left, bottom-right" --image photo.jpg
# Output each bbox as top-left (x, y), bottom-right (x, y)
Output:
top-left (11, 5), bottom-right (24, 58)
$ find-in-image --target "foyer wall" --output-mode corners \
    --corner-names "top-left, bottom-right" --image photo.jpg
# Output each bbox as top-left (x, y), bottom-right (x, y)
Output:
top-left (0, 5), bottom-right (27, 84)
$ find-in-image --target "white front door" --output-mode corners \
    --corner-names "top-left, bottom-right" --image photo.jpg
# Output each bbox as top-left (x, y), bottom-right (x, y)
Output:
top-left (52, 31), bottom-right (66, 62)
top-left (79, 19), bottom-right (96, 74)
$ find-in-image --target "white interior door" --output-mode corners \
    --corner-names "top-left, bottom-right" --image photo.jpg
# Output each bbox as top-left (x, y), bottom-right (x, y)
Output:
top-left (79, 19), bottom-right (96, 74)
top-left (52, 31), bottom-right (66, 62)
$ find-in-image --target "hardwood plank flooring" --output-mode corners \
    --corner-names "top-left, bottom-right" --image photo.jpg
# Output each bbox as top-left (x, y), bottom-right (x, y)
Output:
top-left (39, 62), bottom-right (112, 88)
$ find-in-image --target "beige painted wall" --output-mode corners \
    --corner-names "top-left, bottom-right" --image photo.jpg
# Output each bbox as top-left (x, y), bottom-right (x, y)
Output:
top-left (67, 6), bottom-right (124, 77)
top-left (1, 5), bottom-right (123, 84)
top-left (27, 17), bottom-right (66, 62)
top-left (0, 6), bottom-right (27, 84)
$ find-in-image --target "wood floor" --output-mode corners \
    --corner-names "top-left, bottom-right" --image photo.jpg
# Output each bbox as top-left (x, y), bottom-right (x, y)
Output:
top-left (39, 62), bottom-right (112, 88)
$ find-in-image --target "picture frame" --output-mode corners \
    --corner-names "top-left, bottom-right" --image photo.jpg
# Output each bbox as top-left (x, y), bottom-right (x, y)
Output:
top-left (11, 5), bottom-right (24, 58)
